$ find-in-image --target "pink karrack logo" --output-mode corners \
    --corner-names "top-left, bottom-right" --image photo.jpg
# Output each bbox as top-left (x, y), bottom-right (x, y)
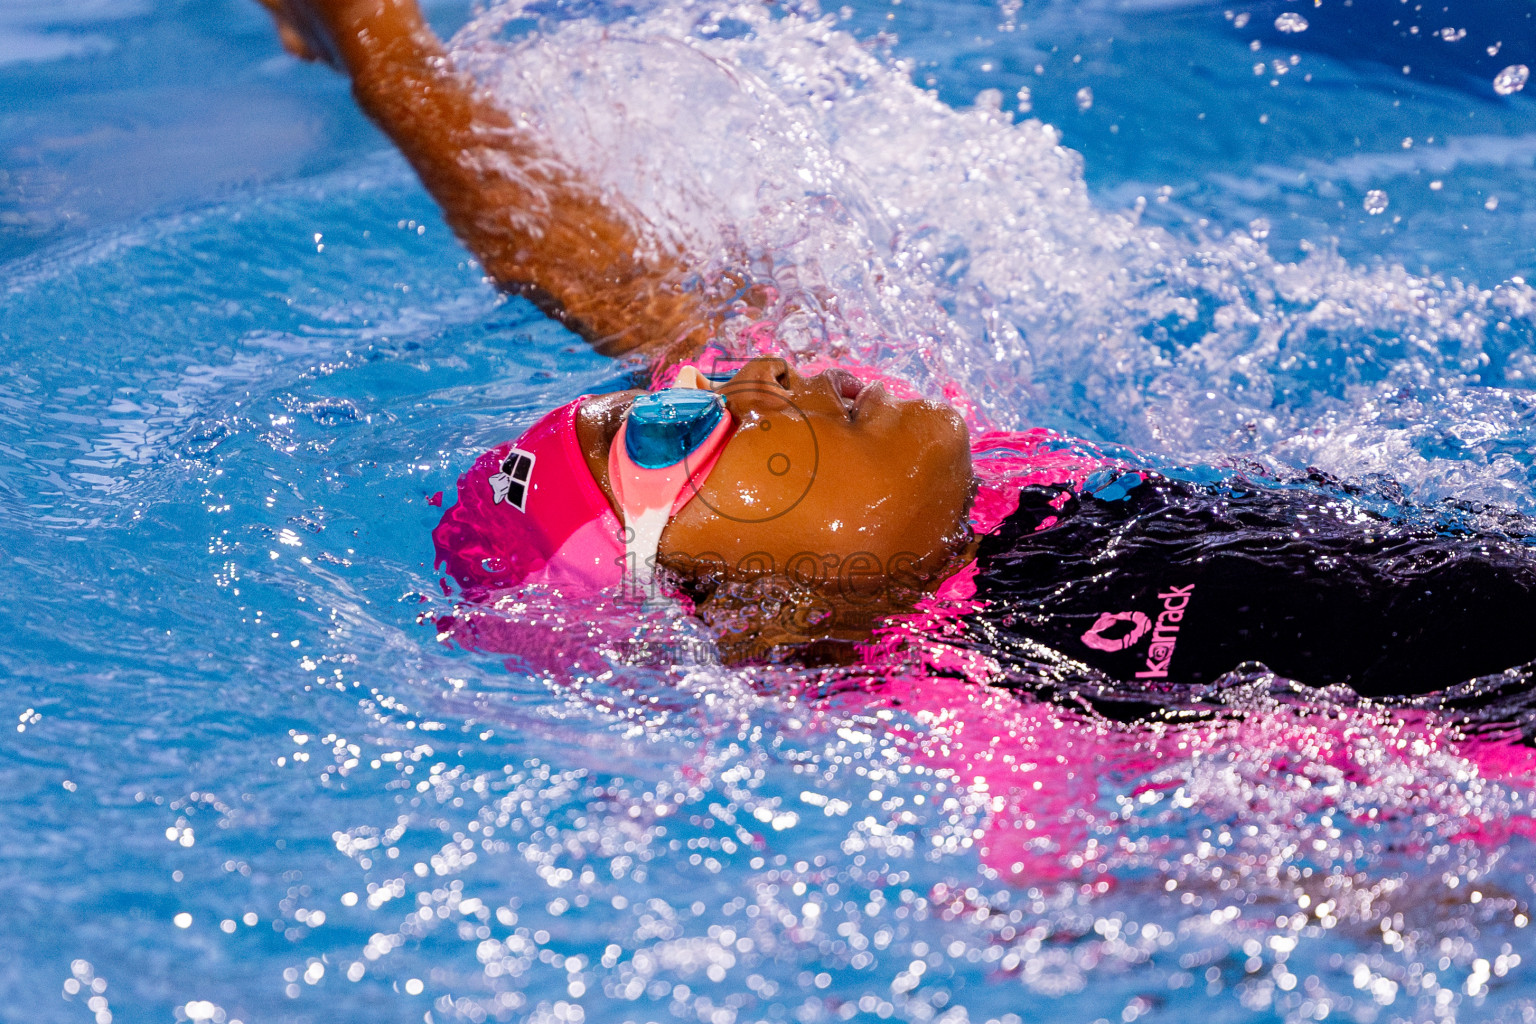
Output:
top-left (1077, 585), bottom-right (1195, 679)
top-left (1080, 611), bottom-right (1151, 652)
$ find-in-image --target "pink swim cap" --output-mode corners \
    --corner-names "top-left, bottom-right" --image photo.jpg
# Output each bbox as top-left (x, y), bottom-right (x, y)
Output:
top-left (433, 397), bottom-right (626, 594)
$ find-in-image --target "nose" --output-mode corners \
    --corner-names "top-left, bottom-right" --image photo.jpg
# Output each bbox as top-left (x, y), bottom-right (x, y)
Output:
top-left (723, 356), bottom-right (796, 392)
top-left (716, 356), bottom-right (808, 426)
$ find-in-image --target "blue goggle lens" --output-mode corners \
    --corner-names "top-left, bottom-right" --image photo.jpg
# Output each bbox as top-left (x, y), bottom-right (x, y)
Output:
top-left (624, 389), bottom-right (726, 469)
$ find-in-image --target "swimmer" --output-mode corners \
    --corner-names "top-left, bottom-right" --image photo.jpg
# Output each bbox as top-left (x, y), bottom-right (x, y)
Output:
top-left (259, 0), bottom-right (1536, 691)
top-left (258, 0), bottom-right (975, 657)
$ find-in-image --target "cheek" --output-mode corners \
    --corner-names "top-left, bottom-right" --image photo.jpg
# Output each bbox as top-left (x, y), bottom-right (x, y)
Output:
top-left (692, 426), bottom-right (820, 525)
top-left (897, 409), bottom-right (970, 495)
top-left (832, 435), bottom-right (969, 548)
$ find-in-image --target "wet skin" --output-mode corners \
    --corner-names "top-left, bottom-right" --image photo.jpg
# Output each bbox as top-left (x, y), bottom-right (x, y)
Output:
top-left (576, 358), bottom-right (976, 596)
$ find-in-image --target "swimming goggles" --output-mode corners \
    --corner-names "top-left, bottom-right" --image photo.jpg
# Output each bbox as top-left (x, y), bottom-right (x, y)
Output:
top-left (608, 367), bottom-right (735, 589)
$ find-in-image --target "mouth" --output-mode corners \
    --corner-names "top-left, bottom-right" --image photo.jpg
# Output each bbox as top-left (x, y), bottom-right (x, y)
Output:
top-left (822, 368), bottom-right (869, 418)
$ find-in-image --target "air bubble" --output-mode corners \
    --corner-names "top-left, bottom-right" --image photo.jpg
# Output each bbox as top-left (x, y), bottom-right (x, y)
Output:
top-left (1363, 190), bottom-right (1389, 215)
top-left (1075, 86), bottom-right (1094, 112)
top-left (1274, 12), bottom-right (1308, 32)
top-left (1493, 64), bottom-right (1529, 95)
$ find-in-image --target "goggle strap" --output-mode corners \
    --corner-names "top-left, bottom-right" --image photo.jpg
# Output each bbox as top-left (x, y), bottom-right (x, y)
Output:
top-left (608, 412), bottom-right (734, 587)
top-left (623, 506), bottom-right (670, 591)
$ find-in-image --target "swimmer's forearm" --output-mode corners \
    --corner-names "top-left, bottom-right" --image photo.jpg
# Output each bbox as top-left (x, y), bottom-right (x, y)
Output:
top-left (290, 0), bottom-right (713, 360)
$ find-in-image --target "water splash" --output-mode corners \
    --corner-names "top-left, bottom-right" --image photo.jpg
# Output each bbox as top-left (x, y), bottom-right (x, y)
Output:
top-left (1273, 11), bottom-right (1308, 34)
top-left (452, 0), bottom-right (1536, 510)
top-left (1494, 64), bottom-right (1530, 96)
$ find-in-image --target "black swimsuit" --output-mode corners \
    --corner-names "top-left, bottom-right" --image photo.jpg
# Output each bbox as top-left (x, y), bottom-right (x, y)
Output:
top-left (966, 473), bottom-right (1536, 700)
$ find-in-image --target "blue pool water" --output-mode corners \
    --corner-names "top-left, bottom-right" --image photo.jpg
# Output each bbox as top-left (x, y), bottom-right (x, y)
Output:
top-left (4, 1), bottom-right (1536, 1022)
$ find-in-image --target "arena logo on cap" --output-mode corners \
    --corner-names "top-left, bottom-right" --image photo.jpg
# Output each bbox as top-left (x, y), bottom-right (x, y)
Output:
top-left (489, 448), bottom-right (535, 511)
top-left (1078, 585), bottom-right (1196, 678)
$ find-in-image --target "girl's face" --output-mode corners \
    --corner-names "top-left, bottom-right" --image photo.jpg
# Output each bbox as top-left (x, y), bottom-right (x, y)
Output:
top-left (578, 358), bottom-right (975, 598)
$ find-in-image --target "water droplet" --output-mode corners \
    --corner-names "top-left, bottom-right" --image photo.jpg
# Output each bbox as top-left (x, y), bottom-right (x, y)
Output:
top-left (1493, 64), bottom-right (1529, 96)
top-left (1275, 12), bottom-right (1308, 32)
top-left (1363, 190), bottom-right (1389, 215)
top-left (1075, 86), bottom-right (1093, 112)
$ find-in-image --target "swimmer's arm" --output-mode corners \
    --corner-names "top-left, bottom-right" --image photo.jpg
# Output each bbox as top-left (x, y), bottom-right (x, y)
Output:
top-left (259, 0), bottom-right (714, 361)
